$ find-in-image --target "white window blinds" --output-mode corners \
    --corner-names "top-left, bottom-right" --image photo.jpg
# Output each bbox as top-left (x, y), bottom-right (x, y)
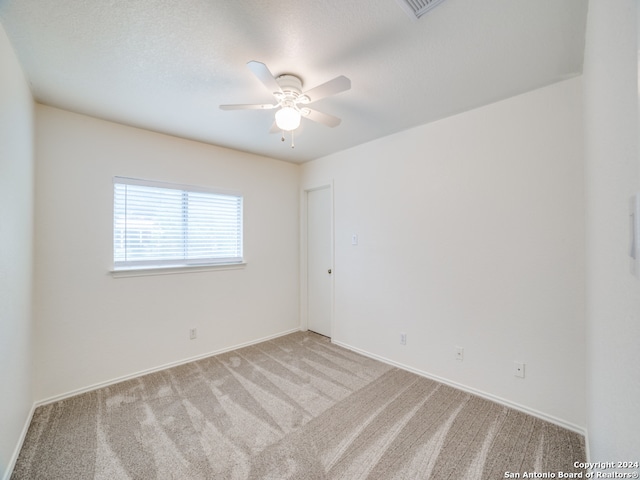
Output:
top-left (113, 177), bottom-right (243, 269)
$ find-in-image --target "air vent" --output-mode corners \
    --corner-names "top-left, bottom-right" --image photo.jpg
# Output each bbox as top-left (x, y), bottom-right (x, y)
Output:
top-left (395, 0), bottom-right (447, 20)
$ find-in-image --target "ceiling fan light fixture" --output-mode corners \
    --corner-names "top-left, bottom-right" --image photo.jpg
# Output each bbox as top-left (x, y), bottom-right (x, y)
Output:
top-left (275, 106), bottom-right (301, 131)
top-left (220, 61), bottom-right (351, 141)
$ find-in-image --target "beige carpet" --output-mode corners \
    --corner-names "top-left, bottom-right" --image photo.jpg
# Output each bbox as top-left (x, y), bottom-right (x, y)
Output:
top-left (12, 331), bottom-right (585, 479)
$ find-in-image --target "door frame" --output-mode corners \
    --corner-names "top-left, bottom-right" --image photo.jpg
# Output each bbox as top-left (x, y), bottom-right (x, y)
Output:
top-left (300, 181), bottom-right (335, 337)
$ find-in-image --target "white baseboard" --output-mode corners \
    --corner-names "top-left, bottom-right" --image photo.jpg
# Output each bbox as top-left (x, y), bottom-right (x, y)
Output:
top-left (332, 339), bottom-right (587, 436)
top-left (35, 327), bottom-right (301, 407)
top-left (3, 402), bottom-right (36, 480)
top-left (584, 428), bottom-right (591, 462)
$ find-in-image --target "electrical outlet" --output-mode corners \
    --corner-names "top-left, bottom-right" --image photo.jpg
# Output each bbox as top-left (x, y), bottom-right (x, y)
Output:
top-left (455, 346), bottom-right (464, 361)
top-left (514, 362), bottom-right (525, 378)
top-left (189, 328), bottom-right (197, 340)
top-left (400, 332), bottom-right (407, 345)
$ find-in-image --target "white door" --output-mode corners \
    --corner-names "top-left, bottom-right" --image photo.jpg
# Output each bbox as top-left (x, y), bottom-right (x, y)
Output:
top-left (307, 186), bottom-right (332, 337)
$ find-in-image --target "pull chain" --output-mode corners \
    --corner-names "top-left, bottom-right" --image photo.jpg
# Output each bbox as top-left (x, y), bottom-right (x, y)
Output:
top-left (280, 130), bottom-right (295, 149)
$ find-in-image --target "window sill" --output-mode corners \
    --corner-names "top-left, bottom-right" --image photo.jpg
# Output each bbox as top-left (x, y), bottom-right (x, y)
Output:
top-left (111, 262), bottom-right (247, 278)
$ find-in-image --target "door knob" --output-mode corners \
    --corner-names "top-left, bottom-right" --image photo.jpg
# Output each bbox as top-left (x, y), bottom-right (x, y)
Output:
top-left (328, 269), bottom-right (332, 274)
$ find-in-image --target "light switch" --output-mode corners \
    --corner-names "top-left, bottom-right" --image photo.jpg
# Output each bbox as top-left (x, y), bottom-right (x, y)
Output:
top-left (352, 234), bottom-right (358, 245)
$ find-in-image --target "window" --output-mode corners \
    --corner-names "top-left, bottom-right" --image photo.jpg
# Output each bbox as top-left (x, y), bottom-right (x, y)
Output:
top-left (113, 177), bottom-right (243, 270)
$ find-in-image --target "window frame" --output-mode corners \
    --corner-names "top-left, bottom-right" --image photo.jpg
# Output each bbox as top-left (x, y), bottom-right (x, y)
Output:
top-left (112, 176), bottom-right (244, 276)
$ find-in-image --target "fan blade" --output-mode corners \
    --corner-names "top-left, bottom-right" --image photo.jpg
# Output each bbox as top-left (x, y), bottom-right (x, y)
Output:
top-left (247, 61), bottom-right (282, 96)
top-left (219, 103), bottom-right (277, 110)
top-left (302, 108), bottom-right (342, 127)
top-left (302, 76), bottom-right (351, 103)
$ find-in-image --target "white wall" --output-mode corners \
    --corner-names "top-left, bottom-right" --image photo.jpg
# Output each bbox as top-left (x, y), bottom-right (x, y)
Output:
top-left (583, 0), bottom-right (640, 461)
top-left (302, 78), bottom-right (586, 428)
top-left (0, 25), bottom-right (34, 479)
top-left (34, 106), bottom-right (300, 401)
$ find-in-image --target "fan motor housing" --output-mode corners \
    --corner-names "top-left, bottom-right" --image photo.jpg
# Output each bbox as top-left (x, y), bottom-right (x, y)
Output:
top-left (276, 74), bottom-right (303, 95)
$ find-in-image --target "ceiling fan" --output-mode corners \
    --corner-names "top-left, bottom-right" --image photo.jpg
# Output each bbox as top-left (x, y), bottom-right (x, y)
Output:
top-left (220, 61), bottom-right (351, 146)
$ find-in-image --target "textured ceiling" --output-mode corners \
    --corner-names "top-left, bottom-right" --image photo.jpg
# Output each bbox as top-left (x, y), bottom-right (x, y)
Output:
top-left (0, 0), bottom-right (588, 163)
